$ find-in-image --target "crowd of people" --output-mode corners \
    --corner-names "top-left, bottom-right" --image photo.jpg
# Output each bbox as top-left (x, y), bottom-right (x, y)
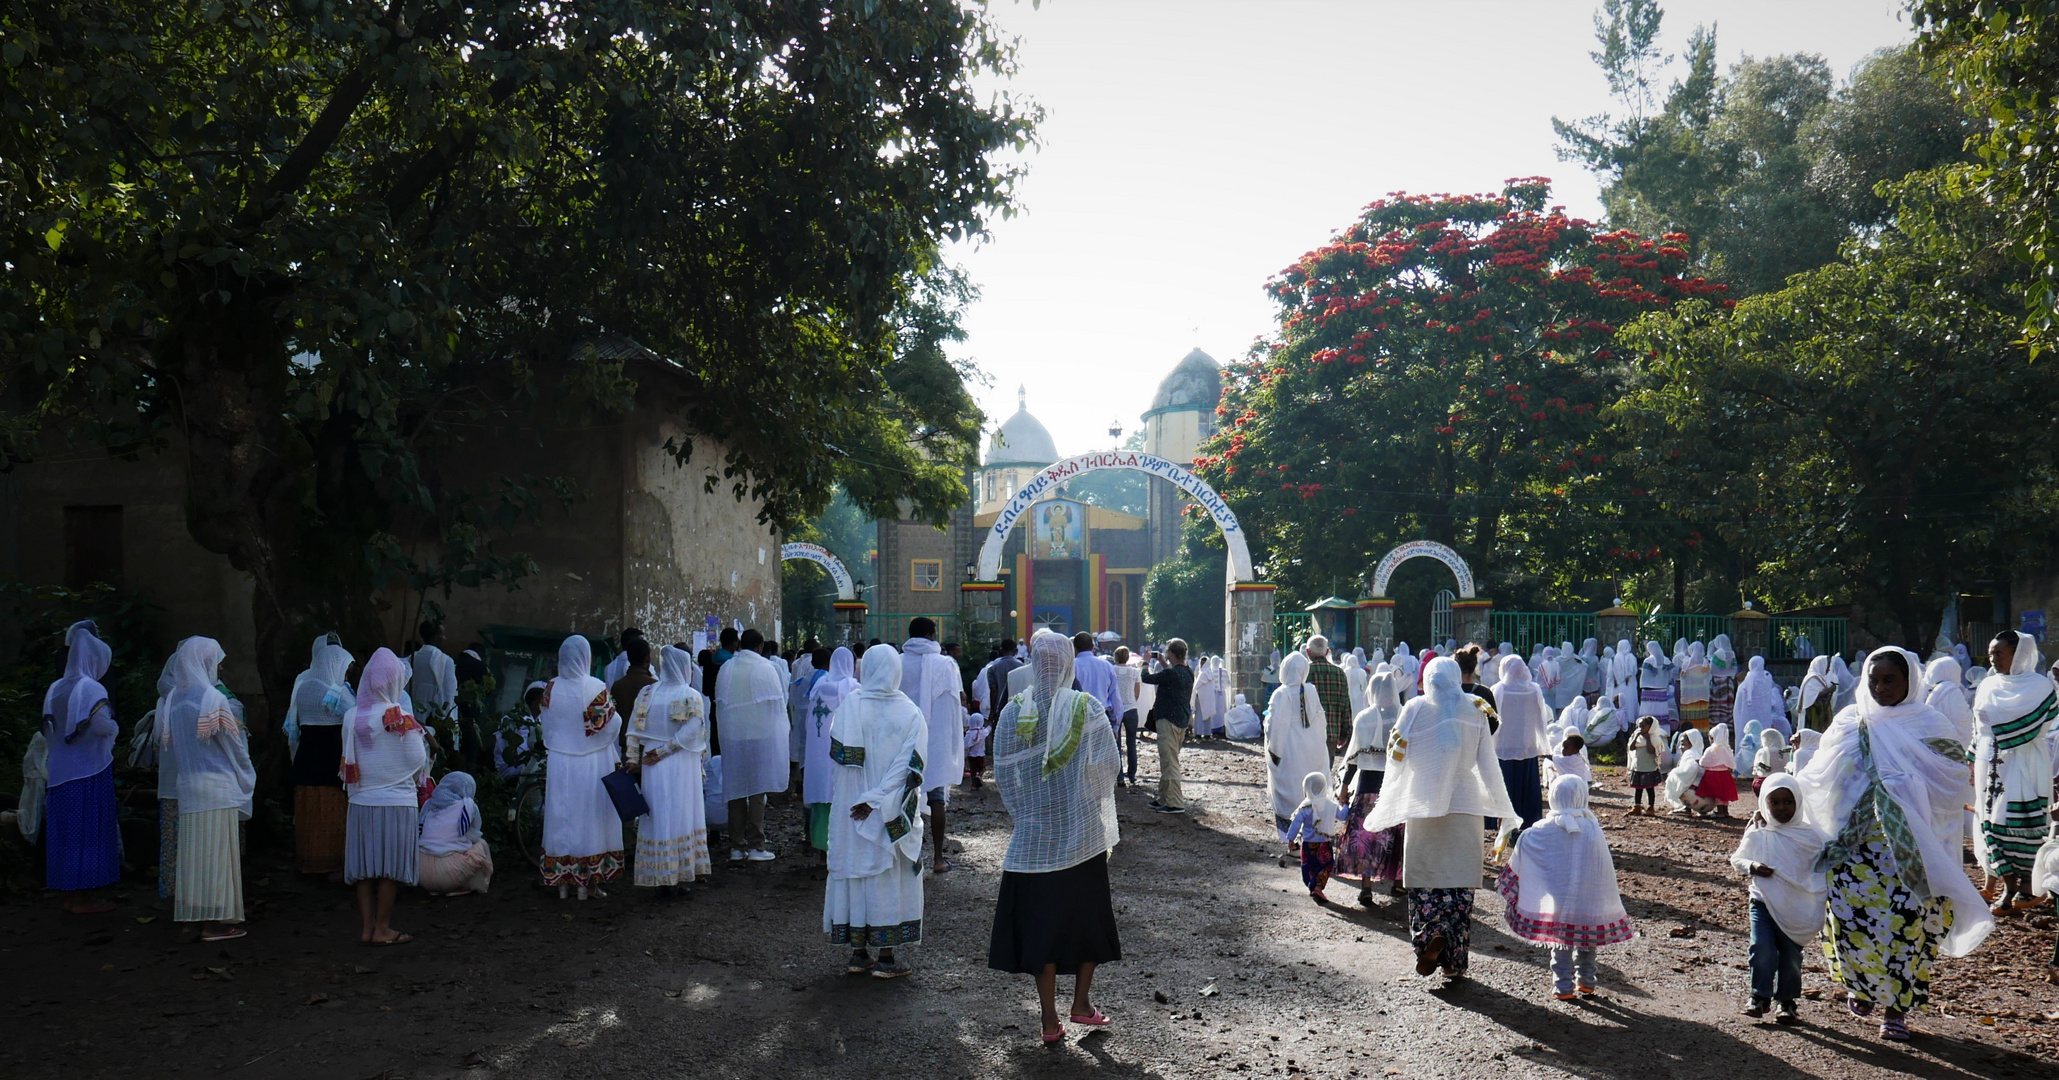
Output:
top-left (1254, 631), bottom-right (2059, 1041)
top-left (20, 611), bottom-right (2059, 1045)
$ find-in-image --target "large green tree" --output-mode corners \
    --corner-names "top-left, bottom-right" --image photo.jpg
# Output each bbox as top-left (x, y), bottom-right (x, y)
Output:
top-left (1914, 1), bottom-right (2059, 349)
top-left (2, 2), bottom-right (1029, 744)
top-left (1558, 1), bottom-right (1974, 294)
top-left (1616, 169), bottom-right (2059, 646)
top-left (1196, 178), bottom-right (1725, 609)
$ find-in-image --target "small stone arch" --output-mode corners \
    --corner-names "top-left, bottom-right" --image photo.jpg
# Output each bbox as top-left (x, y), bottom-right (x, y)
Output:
top-left (780, 542), bottom-right (856, 601)
top-left (1369, 540), bottom-right (1476, 599)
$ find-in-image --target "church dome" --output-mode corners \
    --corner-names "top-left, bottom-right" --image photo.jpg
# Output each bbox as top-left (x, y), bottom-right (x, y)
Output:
top-left (1145, 348), bottom-right (1222, 417)
top-left (984, 387), bottom-right (1059, 468)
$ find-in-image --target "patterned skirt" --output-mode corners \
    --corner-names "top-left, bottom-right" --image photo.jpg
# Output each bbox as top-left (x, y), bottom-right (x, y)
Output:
top-left (1981, 758), bottom-right (2050, 877)
top-left (1824, 834), bottom-right (1950, 1013)
top-left (1709, 673), bottom-right (1736, 726)
top-left (1300, 840), bottom-right (1336, 893)
top-left (45, 764), bottom-right (120, 891)
top-left (293, 785), bottom-right (348, 874)
top-left (1335, 772), bottom-right (1404, 882)
top-left (825, 864), bottom-right (925, 948)
top-left (1408, 887), bottom-right (1475, 975)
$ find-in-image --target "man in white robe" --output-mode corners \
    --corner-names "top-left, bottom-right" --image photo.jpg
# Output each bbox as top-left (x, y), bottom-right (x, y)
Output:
top-left (900, 618), bottom-right (963, 873)
top-left (713, 629), bottom-right (789, 862)
top-left (408, 620), bottom-right (459, 754)
top-left (824, 644), bottom-right (928, 977)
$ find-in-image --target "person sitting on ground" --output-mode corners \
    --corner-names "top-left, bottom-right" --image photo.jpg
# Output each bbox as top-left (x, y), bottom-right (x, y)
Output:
top-left (1497, 773), bottom-right (1636, 1000)
top-left (1729, 772), bottom-right (1826, 1024)
top-left (418, 771), bottom-right (493, 896)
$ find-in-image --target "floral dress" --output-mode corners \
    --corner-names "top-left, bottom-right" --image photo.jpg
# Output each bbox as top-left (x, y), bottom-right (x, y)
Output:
top-left (1820, 725), bottom-right (1953, 1013)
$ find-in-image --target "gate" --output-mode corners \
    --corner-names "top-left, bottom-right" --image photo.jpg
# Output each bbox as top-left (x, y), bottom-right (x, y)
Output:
top-left (1430, 589), bottom-right (1455, 646)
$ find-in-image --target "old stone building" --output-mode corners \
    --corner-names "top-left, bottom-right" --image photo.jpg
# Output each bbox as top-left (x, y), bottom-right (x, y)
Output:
top-left (0, 344), bottom-right (781, 715)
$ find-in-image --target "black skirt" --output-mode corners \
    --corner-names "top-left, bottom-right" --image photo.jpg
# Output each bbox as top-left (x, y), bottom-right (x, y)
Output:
top-left (291, 724), bottom-right (345, 788)
top-left (988, 853), bottom-right (1122, 976)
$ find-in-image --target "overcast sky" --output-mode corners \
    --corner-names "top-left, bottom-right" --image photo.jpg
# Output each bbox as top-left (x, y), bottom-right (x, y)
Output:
top-left (947, 0), bottom-right (1917, 459)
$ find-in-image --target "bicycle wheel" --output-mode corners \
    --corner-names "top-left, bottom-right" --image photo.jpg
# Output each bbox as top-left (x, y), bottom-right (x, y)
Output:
top-left (512, 779), bottom-right (547, 874)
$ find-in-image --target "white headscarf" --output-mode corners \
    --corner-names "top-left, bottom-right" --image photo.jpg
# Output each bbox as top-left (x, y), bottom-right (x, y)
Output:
top-left (1494, 653), bottom-right (1553, 760)
top-left (540, 635), bottom-right (618, 757)
top-left (1297, 770), bottom-right (1342, 837)
top-left (1500, 773), bottom-right (1634, 947)
top-left (632, 645), bottom-right (707, 754)
top-left (1798, 655), bottom-right (1834, 712)
top-left (1921, 656), bottom-right (1972, 743)
top-left (419, 771), bottom-right (481, 856)
top-left (1728, 772), bottom-right (1828, 942)
top-left (1791, 728), bottom-right (1822, 772)
top-left (161, 637), bottom-right (254, 816)
top-left (1361, 657), bottom-right (1518, 836)
top-left (1972, 633), bottom-right (2050, 730)
top-left (1701, 723), bottom-right (1736, 772)
top-left (808, 647), bottom-right (860, 719)
top-left (284, 641), bottom-right (354, 756)
top-left (43, 620), bottom-right (115, 789)
top-left (341, 647), bottom-right (431, 802)
top-left (1798, 647), bottom-right (1991, 957)
top-left (993, 630), bottom-right (1120, 873)
top-left (1272, 652), bottom-right (1324, 733)
top-left (1612, 639), bottom-right (1637, 684)
top-left (1733, 655), bottom-right (1788, 736)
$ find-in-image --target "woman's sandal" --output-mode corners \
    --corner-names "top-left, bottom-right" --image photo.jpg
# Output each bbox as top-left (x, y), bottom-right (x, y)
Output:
top-left (1879, 1016), bottom-right (1910, 1042)
top-left (200, 927), bottom-right (247, 943)
top-left (1846, 994), bottom-right (1873, 1017)
top-left (1415, 934), bottom-right (1446, 977)
top-left (1068, 1010), bottom-right (1110, 1027)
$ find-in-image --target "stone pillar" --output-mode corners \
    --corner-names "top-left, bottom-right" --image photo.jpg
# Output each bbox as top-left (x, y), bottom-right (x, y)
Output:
top-left (832, 601), bottom-right (868, 648)
top-left (1596, 606), bottom-right (1638, 649)
top-left (1452, 598), bottom-right (1493, 647)
top-left (1730, 604), bottom-right (1769, 660)
top-left (958, 582), bottom-right (1006, 660)
top-left (1227, 582), bottom-right (1277, 707)
top-left (1357, 599), bottom-right (1394, 654)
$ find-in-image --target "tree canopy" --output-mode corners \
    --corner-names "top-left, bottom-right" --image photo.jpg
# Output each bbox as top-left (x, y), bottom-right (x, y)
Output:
top-left (2, 1), bottom-right (1032, 749)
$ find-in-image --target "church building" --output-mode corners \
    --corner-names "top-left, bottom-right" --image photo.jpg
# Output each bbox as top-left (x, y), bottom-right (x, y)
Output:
top-left (870, 348), bottom-right (1221, 647)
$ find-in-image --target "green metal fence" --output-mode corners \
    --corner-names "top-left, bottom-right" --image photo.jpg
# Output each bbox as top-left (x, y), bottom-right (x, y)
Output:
top-left (1769, 617), bottom-right (1848, 661)
top-left (1636, 613), bottom-right (1735, 648)
top-left (1488, 612), bottom-right (1598, 652)
top-left (1275, 613), bottom-right (1317, 653)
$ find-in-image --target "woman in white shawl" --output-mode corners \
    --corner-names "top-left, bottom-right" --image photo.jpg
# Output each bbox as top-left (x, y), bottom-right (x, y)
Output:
top-left (1708, 634), bottom-right (1738, 728)
top-left (988, 630), bottom-right (1122, 1042)
top-left (343, 648), bottom-right (432, 944)
top-left (1494, 654), bottom-right (1552, 828)
top-left (631, 645), bottom-right (711, 892)
top-left (1922, 656), bottom-right (1973, 744)
top-left (1799, 647), bottom-right (1991, 1041)
top-left (1729, 771), bottom-right (1828, 1019)
top-left (1497, 773), bottom-right (1635, 998)
top-left (43, 620), bottom-right (119, 911)
top-left (162, 637), bottom-right (254, 941)
top-left (1971, 630), bottom-right (2056, 910)
top-left (825, 644), bottom-right (929, 978)
top-left (1223, 692), bottom-right (1262, 740)
top-left (1342, 652), bottom-right (1369, 720)
top-left (1578, 638), bottom-right (1603, 704)
top-left (1830, 654), bottom-right (1860, 713)
top-left (1660, 736), bottom-right (1710, 816)
top-left (1362, 657), bottom-right (1518, 982)
top-left (418, 771), bottom-right (492, 896)
top-left (1637, 641), bottom-right (1673, 727)
top-left (1798, 655), bottom-right (1837, 732)
top-left (540, 635), bottom-right (623, 899)
top-left (1335, 663), bottom-right (1406, 903)
top-left (803, 647), bottom-right (860, 852)
top-left (1733, 656), bottom-right (1790, 742)
top-left (1265, 652), bottom-right (1332, 841)
top-left (287, 640), bottom-right (354, 879)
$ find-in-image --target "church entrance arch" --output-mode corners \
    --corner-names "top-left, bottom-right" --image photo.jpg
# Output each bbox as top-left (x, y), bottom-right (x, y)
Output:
top-left (968, 451), bottom-right (1271, 702)
top-left (781, 542), bottom-right (865, 644)
top-left (1358, 540), bottom-right (1491, 652)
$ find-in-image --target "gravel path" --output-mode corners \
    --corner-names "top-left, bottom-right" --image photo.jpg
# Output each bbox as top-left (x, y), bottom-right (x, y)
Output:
top-left (2, 740), bottom-right (2052, 1079)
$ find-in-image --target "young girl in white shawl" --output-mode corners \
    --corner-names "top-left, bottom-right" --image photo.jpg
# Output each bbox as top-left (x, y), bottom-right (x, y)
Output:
top-left (1497, 773), bottom-right (1635, 999)
top-left (418, 771), bottom-right (492, 896)
top-left (630, 645), bottom-right (711, 892)
top-left (825, 643), bottom-right (929, 978)
top-left (1729, 772), bottom-right (1825, 1023)
top-left (1695, 723), bottom-right (1740, 817)
top-left (1799, 647), bottom-right (1992, 1042)
top-left (1266, 652), bottom-right (1331, 841)
top-left (1284, 771), bottom-right (1345, 903)
top-left (1661, 735), bottom-right (1710, 817)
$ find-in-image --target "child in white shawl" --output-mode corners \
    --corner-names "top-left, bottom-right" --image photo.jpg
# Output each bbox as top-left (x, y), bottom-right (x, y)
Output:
top-left (1284, 771), bottom-right (1345, 903)
top-left (1545, 731), bottom-right (1592, 790)
top-left (1497, 773), bottom-right (1635, 999)
top-left (1662, 737), bottom-right (1710, 816)
top-left (1750, 724), bottom-right (1791, 793)
top-left (1728, 772), bottom-right (1826, 1023)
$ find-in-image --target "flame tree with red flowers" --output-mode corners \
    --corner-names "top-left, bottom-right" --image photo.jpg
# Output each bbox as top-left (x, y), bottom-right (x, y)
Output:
top-left (1195, 177), bottom-right (1725, 606)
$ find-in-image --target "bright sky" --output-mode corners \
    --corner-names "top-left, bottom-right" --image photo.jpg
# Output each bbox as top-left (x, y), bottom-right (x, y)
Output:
top-left (949, 0), bottom-right (1916, 459)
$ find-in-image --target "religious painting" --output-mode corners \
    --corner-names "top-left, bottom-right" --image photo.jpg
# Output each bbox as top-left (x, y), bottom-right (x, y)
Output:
top-left (1031, 499), bottom-right (1084, 560)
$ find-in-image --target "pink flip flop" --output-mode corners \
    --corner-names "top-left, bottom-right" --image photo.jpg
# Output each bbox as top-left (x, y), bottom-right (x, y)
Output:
top-left (1068, 1010), bottom-right (1110, 1027)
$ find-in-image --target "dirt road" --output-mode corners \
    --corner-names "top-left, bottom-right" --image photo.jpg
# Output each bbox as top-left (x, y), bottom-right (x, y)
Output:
top-left (4, 740), bottom-right (2053, 1079)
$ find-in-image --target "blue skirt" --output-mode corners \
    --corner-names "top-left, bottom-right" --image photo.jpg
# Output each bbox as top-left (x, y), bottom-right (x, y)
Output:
top-left (47, 763), bottom-right (121, 891)
top-left (1499, 756), bottom-right (1545, 829)
top-left (345, 803), bottom-right (420, 885)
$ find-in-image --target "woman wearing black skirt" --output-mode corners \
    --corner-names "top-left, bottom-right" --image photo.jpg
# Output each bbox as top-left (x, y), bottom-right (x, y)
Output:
top-left (990, 629), bottom-right (1123, 1044)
